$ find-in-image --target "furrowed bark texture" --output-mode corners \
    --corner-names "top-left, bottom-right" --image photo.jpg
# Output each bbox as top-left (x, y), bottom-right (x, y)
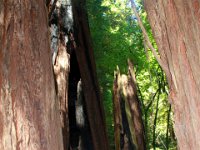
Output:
top-left (0, 1), bottom-right (63, 150)
top-left (72, 0), bottom-right (109, 149)
top-left (144, 0), bottom-right (200, 149)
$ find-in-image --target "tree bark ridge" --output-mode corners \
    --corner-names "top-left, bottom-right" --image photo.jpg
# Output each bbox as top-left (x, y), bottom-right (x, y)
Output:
top-left (0, 1), bottom-right (63, 150)
top-left (144, 0), bottom-right (200, 149)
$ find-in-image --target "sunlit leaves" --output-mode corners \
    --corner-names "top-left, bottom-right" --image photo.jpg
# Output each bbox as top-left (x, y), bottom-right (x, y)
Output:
top-left (87, 0), bottom-right (176, 149)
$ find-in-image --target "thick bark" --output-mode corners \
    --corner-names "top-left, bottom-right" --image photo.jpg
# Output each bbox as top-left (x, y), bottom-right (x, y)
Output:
top-left (72, 0), bottom-right (109, 149)
top-left (0, 1), bottom-right (63, 150)
top-left (144, 0), bottom-right (200, 149)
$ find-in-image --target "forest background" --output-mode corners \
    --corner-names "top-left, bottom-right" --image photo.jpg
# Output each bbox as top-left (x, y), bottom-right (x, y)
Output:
top-left (0, 0), bottom-right (178, 149)
top-left (87, 0), bottom-right (177, 149)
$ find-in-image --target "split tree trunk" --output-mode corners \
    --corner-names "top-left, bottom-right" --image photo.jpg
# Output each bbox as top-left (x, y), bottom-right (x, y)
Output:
top-left (72, 0), bottom-right (109, 149)
top-left (0, 1), bottom-right (63, 150)
top-left (113, 68), bottom-right (123, 150)
top-left (144, 0), bottom-right (200, 149)
top-left (50, 1), bottom-right (71, 149)
top-left (113, 61), bottom-right (146, 150)
top-left (49, 0), bottom-right (109, 149)
top-left (53, 35), bottom-right (70, 150)
top-left (127, 60), bottom-right (146, 150)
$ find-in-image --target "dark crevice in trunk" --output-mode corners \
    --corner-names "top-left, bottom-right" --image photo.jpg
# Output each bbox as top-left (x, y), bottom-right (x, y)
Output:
top-left (68, 50), bottom-right (80, 149)
top-left (120, 95), bottom-right (136, 150)
top-left (72, 0), bottom-right (109, 149)
top-left (68, 49), bottom-right (93, 150)
top-left (49, 0), bottom-right (109, 149)
top-left (113, 61), bottom-right (146, 150)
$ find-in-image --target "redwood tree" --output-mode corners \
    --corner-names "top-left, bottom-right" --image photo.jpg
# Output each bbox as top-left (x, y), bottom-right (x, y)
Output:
top-left (113, 61), bottom-right (146, 150)
top-left (0, 1), bottom-right (63, 149)
top-left (144, 0), bottom-right (200, 149)
top-left (72, 0), bottom-right (109, 149)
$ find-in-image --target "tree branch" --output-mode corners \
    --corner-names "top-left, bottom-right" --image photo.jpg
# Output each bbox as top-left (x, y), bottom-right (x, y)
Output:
top-left (130, 0), bottom-right (168, 72)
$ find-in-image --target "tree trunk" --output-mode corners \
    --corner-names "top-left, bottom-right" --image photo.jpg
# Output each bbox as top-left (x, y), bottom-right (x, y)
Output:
top-left (48, 0), bottom-right (109, 149)
top-left (166, 105), bottom-right (171, 150)
top-left (72, 0), bottom-right (109, 149)
top-left (144, 0), bottom-right (200, 149)
top-left (53, 35), bottom-right (70, 150)
top-left (152, 89), bottom-right (160, 150)
top-left (0, 1), bottom-right (63, 150)
top-left (50, 1), bottom-right (71, 149)
top-left (113, 70), bottom-right (136, 150)
top-left (113, 68), bottom-right (123, 150)
top-left (127, 60), bottom-right (146, 150)
top-left (113, 61), bottom-right (146, 150)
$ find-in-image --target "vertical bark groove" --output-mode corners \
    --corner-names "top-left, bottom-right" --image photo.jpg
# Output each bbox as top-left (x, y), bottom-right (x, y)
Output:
top-left (0, 1), bottom-right (63, 150)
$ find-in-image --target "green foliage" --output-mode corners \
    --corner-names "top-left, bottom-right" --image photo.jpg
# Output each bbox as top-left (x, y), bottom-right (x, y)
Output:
top-left (87, 0), bottom-right (177, 149)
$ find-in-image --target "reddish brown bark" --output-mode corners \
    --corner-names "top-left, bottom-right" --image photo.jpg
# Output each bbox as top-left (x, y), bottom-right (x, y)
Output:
top-left (0, 1), bottom-right (63, 150)
top-left (72, 0), bottom-right (109, 149)
top-left (144, 0), bottom-right (200, 149)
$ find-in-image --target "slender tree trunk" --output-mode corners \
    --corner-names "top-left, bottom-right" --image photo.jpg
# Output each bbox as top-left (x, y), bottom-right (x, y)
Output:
top-left (166, 105), bottom-right (171, 150)
top-left (144, 0), bottom-right (200, 149)
top-left (0, 1), bottom-right (63, 150)
top-left (144, 88), bottom-right (159, 149)
top-left (152, 89), bottom-right (160, 150)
